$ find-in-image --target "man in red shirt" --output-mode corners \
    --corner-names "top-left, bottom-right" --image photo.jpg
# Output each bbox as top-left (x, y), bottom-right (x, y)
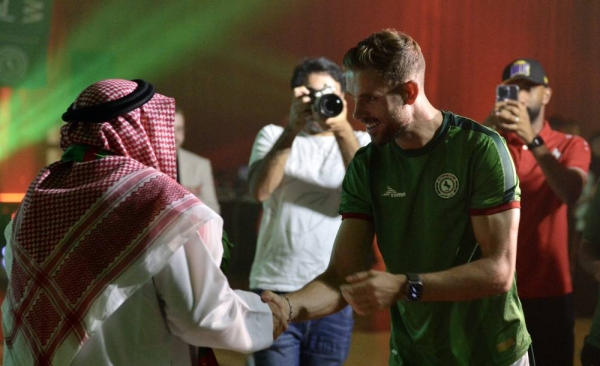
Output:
top-left (486, 59), bottom-right (591, 366)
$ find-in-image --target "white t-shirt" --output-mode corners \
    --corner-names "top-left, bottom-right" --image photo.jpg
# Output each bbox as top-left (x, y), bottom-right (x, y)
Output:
top-left (249, 124), bottom-right (370, 292)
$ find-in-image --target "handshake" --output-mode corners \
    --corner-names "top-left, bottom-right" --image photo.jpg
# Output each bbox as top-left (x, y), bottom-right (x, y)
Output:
top-left (261, 290), bottom-right (293, 340)
top-left (259, 269), bottom-right (405, 340)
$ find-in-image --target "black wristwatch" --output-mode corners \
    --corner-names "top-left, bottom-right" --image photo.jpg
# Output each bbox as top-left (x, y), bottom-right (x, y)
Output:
top-left (405, 273), bottom-right (423, 302)
top-left (526, 135), bottom-right (545, 150)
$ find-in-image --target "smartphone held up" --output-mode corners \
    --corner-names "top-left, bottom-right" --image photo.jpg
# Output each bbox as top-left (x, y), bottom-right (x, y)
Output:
top-left (496, 85), bottom-right (519, 102)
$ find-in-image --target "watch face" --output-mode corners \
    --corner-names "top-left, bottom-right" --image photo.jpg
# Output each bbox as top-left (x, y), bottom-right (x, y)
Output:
top-left (407, 282), bottom-right (423, 302)
top-left (527, 136), bottom-right (544, 150)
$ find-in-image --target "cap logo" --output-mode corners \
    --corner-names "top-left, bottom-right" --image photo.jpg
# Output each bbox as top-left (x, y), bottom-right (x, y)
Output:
top-left (509, 60), bottom-right (531, 78)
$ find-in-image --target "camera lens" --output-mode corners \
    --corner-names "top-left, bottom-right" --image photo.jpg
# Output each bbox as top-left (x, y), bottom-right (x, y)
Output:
top-left (314, 94), bottom-right (343, 118)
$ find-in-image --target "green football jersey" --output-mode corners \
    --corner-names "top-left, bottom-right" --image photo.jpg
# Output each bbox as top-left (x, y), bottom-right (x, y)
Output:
top-left (340, 111), bottom-right (530, 365)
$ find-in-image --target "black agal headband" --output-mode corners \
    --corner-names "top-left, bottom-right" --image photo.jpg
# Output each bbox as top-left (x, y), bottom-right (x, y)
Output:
top-left (62, 79), bottom-right (156, 123)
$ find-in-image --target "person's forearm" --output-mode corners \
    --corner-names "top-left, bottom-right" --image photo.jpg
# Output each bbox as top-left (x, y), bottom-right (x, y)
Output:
top-left (154, 231), bottom-right (273, 353)
top-left (402, 209), bottom-right (518, 302)
top-left (418, 256), bottom-right (514, 302)
top-left (284, 218), bottom-right (375, 320)
top-left (334, 126), bottom-right (360, 168)
top-left (248, 127), bottom-right (298, 202)
top-left (531, 146), bottom-right (585, 205)
top-left (287, 271), bottom-right (348, 322)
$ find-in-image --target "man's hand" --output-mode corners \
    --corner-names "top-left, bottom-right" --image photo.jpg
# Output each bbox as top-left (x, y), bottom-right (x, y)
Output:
top-left (261, 290), bottom-right (289, 340)
top-left (488, 99), bottom-right (536, 144)
top-left (288, 83), bottom-right (354, 137)
top-left (316, 97), bottom-right (353, 135)
top-left (287, 86), bottom-right (314, 134)
top-left (340, 270), bottom-right (405, 315)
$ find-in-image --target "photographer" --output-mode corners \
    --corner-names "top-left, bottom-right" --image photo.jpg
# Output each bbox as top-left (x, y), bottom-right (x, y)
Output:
top-left (246, 57), bottom-right (370, 366)
top-left (485, 59), bottom-right (590, 366)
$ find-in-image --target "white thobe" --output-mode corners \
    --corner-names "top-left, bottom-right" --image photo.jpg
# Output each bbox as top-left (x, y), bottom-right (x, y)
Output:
top-left (2, 211), bottom-right (273, 366)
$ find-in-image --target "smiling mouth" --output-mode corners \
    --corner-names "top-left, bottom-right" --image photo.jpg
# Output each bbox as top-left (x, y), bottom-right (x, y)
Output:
top-left (364, 119), bottom-right (381, 131)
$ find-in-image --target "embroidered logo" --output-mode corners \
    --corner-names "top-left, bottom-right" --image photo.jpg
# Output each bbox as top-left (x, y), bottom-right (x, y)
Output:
top-left (435, 173), bottom-right (459, 199)
top-left (382, 186), bottom-right (406, 198)
top-left (509, 60), bottom-right (531, 78)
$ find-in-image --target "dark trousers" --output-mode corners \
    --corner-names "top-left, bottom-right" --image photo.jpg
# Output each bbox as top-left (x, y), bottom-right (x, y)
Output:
top-left (520, 294), bottom-right (574, 366)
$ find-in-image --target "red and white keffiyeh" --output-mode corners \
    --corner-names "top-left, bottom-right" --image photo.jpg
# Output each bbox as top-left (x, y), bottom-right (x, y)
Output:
top-left (2, 80), bottom-right (209, 366)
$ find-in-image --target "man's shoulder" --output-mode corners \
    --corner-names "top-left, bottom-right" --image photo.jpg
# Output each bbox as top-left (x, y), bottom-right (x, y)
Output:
top-left (544, 124), bottom-right (590, 153)
top-left (352, 142), bottom-right (381, 163)
top-left (253, 124), bottom-right (285, 143)
top-left (259, 124), bottom-right (284, 135)
top-left (444, 111), bottom-right (503, 150)
top-left (445, 110), bottom-right (495, 135)
top-left (548, 127), bottom-right (587, 143)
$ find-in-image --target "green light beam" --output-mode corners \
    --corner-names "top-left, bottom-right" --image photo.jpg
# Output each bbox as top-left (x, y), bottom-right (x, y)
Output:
top-left (1, 0), bottom-right (293, 162)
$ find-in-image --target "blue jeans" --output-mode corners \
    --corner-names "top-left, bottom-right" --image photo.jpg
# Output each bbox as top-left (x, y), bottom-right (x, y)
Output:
top-left (249, 291), bottom-right (354, 366)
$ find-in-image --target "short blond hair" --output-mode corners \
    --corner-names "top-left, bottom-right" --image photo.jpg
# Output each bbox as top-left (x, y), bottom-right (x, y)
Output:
top-left (343, 29), bottom-right (426, 87)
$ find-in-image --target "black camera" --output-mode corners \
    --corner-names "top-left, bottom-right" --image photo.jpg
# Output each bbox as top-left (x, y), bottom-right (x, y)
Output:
top-left (307, 85), bottom-right (343, 118)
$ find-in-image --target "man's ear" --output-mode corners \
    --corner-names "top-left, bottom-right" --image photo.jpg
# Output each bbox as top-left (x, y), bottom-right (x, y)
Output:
top-left (402, 81), bottom-right (419, 105)
top-left (542, 86), bottom-right (552, 105)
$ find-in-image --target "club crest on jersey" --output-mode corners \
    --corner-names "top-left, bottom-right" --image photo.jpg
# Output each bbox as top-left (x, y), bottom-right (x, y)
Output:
top-left (435, 173), bottom-right (459, 199)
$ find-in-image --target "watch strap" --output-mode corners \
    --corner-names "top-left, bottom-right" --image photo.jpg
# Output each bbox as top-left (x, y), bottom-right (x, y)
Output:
top-left (406, 273), bottom-right (421, 282)
top-left (526, 135), bottom-right (545, 150)
top-left (405, 273), bottom-right (423, 302)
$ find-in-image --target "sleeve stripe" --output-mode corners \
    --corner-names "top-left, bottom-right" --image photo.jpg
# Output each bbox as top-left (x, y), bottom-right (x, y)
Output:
top-left (470, 201), bottom-right (520, 216)
top-left (458, 119), bottom-right (519, 203)
top-left (341, 212), bottom-right (374, 221)
top-left (488, 133), bottom-right (519, 202)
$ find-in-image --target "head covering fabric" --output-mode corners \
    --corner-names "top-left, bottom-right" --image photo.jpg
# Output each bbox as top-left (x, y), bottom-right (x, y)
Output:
top-left (60, 79), bottom-right (177, 180)
top-left (61, 79), bottom-right (156, 123)
top-left (2, 79), bottom-right (209, 366)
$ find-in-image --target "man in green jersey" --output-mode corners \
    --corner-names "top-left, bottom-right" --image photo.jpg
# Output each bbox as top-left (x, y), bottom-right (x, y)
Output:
top-left (264, 29), bottom-right (532, 365)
